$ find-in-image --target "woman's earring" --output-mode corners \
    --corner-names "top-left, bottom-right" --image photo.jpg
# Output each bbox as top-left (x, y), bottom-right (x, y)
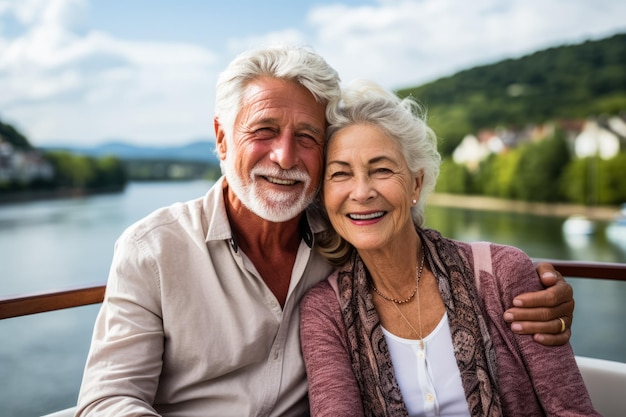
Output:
top-left (412, 199), bottom-right (417, 205)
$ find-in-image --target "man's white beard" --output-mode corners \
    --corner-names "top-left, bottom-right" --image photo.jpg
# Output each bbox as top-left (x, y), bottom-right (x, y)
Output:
top-left (222, 152), bottom-right (317, 223)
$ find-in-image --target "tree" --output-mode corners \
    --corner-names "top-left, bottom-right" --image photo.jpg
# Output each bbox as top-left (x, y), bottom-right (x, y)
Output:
top-left (0, 119), bottom-right (33, 150)
top-left (436, 158), bottom-right (471, 194)
top-left (510, 133), bottom-right (571, 202)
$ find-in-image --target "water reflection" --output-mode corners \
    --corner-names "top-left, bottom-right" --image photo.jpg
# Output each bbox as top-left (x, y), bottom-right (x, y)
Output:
top-left (425, 206), bottom-right (626, 263)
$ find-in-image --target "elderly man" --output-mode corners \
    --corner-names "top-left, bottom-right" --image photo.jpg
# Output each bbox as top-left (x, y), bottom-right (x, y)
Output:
top-left (75, 45), bottom-right (574, 416)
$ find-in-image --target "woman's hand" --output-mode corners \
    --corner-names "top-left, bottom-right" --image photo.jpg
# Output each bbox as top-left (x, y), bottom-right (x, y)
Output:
top-left (503, 262), bottom-right (574, 346)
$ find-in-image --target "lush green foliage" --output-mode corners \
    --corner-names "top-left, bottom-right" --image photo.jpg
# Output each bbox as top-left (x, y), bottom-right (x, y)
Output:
top-left (435, 158), bottom-right (472, 194)
top-left (397, 33), bottom-right (626, 156)
top-left (560, 153), bottom-right (626, 205)
top-left (406, 33), bottom-right (626, 206)
top-left (437, 132), bottom-right (626, 206)
top-left (509, 132), bottom-right (571, 202)
top-left (1, 117), bottom-right (129, 195)
top-left (44, 151), bottom-right (127, 190)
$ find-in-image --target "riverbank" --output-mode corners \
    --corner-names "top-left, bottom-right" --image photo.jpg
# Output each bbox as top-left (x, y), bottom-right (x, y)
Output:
top-left (427, 193), bottom-right (620, 222)
top-left (0, 185), bottom-right (126, 205)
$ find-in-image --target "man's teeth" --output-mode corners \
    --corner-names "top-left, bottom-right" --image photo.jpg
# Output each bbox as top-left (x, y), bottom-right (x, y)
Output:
top-left (267, 177), bottom-right (296, 185)
top-left (349, 212), bottom-right (384, 220)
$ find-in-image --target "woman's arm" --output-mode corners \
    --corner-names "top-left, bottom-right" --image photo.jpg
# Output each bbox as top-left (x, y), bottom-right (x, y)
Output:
top-left (300, 280), bottom-right (364, 417)
top-left (489, 245), bottom-right (599, 416)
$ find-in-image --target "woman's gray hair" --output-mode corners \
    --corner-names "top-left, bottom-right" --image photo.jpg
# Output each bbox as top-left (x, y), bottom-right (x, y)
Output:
top-left (317, 79), bottom-right (441, 265)
top-left (214, 45), bottom-right (341, 141)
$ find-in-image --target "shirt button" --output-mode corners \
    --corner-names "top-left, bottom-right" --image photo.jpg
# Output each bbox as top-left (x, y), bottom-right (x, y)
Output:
top-left (426, 393), bottom-right (434, 403)
top-left (417, 350), bottom-right (425, 359)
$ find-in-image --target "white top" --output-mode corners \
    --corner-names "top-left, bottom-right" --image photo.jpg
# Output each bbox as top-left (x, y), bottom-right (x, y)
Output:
top-left (382, 313), bottom-right (471, 417)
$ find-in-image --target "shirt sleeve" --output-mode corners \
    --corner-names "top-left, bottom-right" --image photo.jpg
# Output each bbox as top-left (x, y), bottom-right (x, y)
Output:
top-left (76, 230), bottom-right (164, 416)
top-left (300, 280), bottom-right (365, 417)
top-left (485, 244), bottom-right (600, 416)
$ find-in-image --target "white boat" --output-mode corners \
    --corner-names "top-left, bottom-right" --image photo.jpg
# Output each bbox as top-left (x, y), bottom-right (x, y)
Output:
top-left (606, 204), bottom-right (626, 247)
top-left (562, 215), bottom-right (596, 236)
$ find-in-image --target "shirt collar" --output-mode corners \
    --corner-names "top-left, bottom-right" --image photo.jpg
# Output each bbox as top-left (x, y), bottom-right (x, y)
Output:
top-left (204, 176), bottom-right (321, 251)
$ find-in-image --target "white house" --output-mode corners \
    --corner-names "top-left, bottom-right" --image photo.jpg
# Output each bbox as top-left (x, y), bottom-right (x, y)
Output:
top-left (574, 117), bottom-right (623, 160)
top-left (0, 139), bottom-right (54, 183)
top-left (452, 130), bottom-right (507, 170)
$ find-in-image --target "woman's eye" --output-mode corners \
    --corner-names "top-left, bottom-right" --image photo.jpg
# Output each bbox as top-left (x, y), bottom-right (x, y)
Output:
top-left (328, 171), bottom-right (349, 179)
top-left (371, 168), bottom-right (395, 178)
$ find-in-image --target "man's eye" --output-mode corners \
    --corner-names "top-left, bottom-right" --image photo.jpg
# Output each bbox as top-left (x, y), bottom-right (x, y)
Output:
top-left (254, 128), bottom-right (276, 138)
top-left (297, 133), bottom-right (323, 146)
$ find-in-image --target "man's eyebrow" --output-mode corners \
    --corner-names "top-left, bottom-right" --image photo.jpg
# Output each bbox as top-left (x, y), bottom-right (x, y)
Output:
top-left (250, 117), bottom-right (277, 126)
top-left (249, 118), bottom-right (323, 136)
top-left (298, 123), bottom-right (323, 136)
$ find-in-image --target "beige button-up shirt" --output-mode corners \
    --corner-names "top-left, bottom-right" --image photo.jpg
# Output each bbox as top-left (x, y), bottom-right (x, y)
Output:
top-left (76, 177), bottom-right (334, 417)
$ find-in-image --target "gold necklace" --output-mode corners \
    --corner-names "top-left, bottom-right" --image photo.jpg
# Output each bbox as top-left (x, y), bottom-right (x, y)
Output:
top-left (390, 252), bottom-right (426, 350)
top-left (372, 251), bottom-right (425, 304)
top-left (393, 296), bottom-right (425, 350)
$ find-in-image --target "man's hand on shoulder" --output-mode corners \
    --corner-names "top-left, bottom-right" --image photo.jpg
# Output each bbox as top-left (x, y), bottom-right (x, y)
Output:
top-left (503, 262), bottom-right (574, 346)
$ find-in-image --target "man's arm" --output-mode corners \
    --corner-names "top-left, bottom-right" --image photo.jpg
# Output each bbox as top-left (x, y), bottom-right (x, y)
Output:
top-left (503, 262), bottom-right (574, 346)
top-left (76, 235), bottom-right (163, 416)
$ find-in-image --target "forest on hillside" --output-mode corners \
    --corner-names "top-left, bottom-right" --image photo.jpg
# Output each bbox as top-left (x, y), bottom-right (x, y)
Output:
top-left (395, 33), bottom-right (626, 206)
top-left (397, 33), bottom-right (626, 156)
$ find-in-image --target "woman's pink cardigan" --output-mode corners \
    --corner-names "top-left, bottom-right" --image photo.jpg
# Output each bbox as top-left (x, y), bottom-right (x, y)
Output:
top-left (300, 242), bottom-right (599, 416)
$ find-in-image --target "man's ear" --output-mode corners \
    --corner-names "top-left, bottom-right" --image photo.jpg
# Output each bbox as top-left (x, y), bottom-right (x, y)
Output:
top-left (214, 117), bottom-right (227, 160)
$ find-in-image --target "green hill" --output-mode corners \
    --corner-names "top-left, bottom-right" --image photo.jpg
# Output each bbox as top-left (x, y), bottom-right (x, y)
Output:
top-left (0, 120), bottom-right (34, 150)
top-left (396, 33), bottom-right (626, 155)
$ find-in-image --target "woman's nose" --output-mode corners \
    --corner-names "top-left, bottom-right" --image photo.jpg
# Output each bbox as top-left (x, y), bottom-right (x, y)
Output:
top-left (350, 176), bottom-right (376, 202)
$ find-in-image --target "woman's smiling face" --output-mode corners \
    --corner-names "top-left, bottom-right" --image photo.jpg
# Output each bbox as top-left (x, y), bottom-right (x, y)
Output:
top-left (323, 123), bottom-right (421, 252)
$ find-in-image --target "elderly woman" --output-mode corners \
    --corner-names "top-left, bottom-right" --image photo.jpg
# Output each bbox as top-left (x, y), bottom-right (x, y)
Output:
top-left (300, 80), bottom-right (598, 417)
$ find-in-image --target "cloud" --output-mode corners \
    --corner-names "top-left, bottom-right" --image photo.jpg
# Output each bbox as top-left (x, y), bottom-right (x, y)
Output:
top-left (225, 29), bottom-right (308, 57)
top-left (0, 0), bottom-right (219, 146)
top-left (308, 0), bottom-right (626, 89)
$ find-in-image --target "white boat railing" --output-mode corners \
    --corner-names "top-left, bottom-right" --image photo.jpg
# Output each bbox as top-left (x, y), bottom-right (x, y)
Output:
top-left (575, 356), bottom-right (626, 417)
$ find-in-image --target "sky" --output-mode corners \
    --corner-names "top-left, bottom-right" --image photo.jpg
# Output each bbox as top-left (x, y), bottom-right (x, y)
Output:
top-left (0, 0), bottom-right (625, 148)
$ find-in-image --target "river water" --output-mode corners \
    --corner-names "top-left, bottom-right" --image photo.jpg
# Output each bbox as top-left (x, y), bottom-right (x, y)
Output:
top-left (1, 181), bottom-right (625, 416)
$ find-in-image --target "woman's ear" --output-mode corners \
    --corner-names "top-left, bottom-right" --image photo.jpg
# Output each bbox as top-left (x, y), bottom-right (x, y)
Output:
top-left (214, 117), bottom-right (227, 160)
top-left (412, 170), bottom-right (424, 202)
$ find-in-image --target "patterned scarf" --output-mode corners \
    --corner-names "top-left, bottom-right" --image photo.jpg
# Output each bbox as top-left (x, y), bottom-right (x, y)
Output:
top-left (334, 228), bottom-right (502, 416)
